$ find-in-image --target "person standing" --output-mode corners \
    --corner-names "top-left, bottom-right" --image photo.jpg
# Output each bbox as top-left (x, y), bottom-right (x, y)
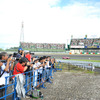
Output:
top-left (12, 57), bottom-right (28, 99)
top-left (25, 51), bottom-right (32, 62)
top-left (0, 52), bottom-right (12, 100)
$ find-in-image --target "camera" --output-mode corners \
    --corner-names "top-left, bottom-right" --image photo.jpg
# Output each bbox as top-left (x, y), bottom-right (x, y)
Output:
top-left (11, 57), bottom-right (16, 60)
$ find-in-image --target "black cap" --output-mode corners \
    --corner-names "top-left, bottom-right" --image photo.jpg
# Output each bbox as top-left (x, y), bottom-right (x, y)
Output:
top-left (19, 57), bottom-right (28, 63)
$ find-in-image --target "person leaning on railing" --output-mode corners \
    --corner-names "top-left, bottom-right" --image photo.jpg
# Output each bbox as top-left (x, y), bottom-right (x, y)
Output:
top-left (32, 59), bottom-right (39, 88)
top-left (0, 59), bottom-right (4, 100)
top-left (12, 57), bottom-right (29, 99)
top-left (0, 52), bottom-right (12, 100)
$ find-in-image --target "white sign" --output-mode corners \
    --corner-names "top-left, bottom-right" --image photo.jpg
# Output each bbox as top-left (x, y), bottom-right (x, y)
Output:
top-left (70, 46), bottom-right (84, 48)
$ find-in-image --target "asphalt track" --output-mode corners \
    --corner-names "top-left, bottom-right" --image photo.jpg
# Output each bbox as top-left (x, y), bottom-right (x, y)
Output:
top-left (35, 54), bottom-right (100, 60)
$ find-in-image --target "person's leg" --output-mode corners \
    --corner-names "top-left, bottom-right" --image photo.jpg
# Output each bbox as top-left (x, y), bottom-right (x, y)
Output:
top-left (37, 72), bottom-right (40, 88)
top-left (46, 69), bottom-right (52, 83)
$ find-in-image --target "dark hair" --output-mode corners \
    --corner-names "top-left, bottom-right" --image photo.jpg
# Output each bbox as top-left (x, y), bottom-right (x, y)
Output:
top-left (34, 59), bottom-right (38, 62)
top-left (0, 52), bottom-right (8, 59)
top-left (47, 56), bottom-right (51, 58)
top-left (19, 57), bottom-right (28, 64)
top-left (39, 57), bottom-right (43, 62)
top-left (13, 52), bottom-right (18, 57)
top-left (43, 56), bottom-right (47, 59)
top-left (0, 53), bottom-right (2, 60)
top-left (1, 52), bottom-right (7, 56)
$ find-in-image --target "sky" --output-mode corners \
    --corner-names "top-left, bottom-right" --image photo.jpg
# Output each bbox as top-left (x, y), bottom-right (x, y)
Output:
top-left (0, 0), bottom-right (100, 49)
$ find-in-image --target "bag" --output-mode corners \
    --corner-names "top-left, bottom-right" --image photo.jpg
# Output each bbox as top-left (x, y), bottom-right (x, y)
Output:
top-left (0, 70), bottom-right (5, 78)
top-left (31, 89), bottom-right (43, 99)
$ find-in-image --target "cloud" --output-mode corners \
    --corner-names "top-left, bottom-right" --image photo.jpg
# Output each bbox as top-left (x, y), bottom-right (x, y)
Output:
top-left (0, 0), bottom-right (100, 48)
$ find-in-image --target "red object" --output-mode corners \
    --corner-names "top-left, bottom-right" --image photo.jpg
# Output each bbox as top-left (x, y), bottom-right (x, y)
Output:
top-left (25, 54), bottom-right (31, 62)
top-left (62, 57), bottom-right (70, 59)
top-left (80, 52), bottom-right (82, 54)
top-left (13, 63), bottom-right (25, 77)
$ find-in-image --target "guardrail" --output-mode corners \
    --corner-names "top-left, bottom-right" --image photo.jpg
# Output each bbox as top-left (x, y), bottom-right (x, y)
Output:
top-left (58, 60), bottom-right (95, 71)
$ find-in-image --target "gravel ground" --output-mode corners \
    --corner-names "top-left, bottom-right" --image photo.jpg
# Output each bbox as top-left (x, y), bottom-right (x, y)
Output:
top-left (7, 72), bottom-right (100, 100)
top-left (39, 72), bottom-right (100, 100)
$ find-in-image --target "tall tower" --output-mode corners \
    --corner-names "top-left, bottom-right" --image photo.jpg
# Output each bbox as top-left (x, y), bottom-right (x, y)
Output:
top-left (20, 21), bottom-right (24, 48)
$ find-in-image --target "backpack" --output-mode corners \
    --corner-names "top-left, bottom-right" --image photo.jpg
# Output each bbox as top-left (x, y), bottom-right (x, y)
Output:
top-left (31, 89), bottom-right (43, 99)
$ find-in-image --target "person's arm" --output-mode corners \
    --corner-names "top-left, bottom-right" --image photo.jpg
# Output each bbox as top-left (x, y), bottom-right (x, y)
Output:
top-left (4, 57), bottom-right (12, 72)
top-left (21, 51), bottom-right (24, 57)
top-left (23, 66), bottom-right (28, 71)
top-left (33, 65), bottom-right (38, 70)
top-left (10, 59), bottom-right (15, 70)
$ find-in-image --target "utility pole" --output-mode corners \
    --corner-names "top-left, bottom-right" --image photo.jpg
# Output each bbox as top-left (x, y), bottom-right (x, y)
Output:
top-left (19, 21), bottom-right (24, 48)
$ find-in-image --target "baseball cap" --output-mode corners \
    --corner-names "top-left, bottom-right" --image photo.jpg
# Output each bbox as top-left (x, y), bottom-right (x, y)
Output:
top-left (18, 48), bottom-right (23, 51)
top-left (16, 54), bottom-right (21, 59)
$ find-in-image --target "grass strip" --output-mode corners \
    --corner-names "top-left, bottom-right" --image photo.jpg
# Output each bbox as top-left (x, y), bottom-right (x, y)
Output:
top-left (66, 59), bottom-right (100, 62)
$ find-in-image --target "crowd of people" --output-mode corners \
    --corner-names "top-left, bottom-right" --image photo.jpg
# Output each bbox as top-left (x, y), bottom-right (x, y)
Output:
top-left (20, 42), bottom-right (65, 50)
top-left (0, 48), bottom-right (56, 100)
top-left (71, 38), bottom-right (100, 47)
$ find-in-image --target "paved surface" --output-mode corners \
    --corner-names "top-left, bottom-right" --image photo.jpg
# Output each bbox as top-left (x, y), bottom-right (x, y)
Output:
top-left (35, 54), bottom-right (100, 60)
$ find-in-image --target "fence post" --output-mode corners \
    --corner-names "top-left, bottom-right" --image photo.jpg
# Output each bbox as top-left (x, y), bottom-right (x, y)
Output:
top-left (25, 73), bottom-right (28, 94)
top-left (14, 77), bottom-right (17, 100)
top-left (92, 63), bottom-right (95, 71)
top-left (33, 71), bottom-right (35, 88)
top-left (61, 63), bottom-right (63, 71)
top-left (68, 63), bottom-right (70, 71)
top-left (29, 71), bottom-right (32, 90)
top-left (4, 77), bottom-right (8, 100)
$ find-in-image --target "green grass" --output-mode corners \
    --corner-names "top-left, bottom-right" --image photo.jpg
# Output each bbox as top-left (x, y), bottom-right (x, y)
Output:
top-left (56, 62), bottom-right (97, 74)
top-left (22, 48), bottom-right (66, 52)
top-left (66, 59), bottom-right (100, 62)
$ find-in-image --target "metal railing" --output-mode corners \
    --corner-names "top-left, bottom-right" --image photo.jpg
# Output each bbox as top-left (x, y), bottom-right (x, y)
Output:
top-left (0, 63), bottom-right (62, 100)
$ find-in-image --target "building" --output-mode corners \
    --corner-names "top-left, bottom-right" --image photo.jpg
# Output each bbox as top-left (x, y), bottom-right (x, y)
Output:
top-left (70, 38), bottom-right (100, 54)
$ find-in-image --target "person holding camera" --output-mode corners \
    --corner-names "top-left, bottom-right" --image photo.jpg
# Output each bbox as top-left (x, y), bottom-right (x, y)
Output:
top-left (0, 59), bottom-right (4, 100)
top-left (32, 59), bottom-right (39, 88)
top-left (17, 48), bottom-right (25, 57)
top-left (12, 57), bottom-right (29, 99)
top-left (25, 51), bottom-right (32, 62)
top-left (13, 57), bottom-right (28, 77)
top-left (0, 52), bottom-right (12, 100)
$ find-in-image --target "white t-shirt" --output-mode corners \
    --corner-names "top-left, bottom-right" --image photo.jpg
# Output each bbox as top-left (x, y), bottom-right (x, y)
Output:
top-left (47, 61), bottom-right (51, 68)
top-left (37, 62), bottom-right (43, 74)
top-left (0, 63), bottom-right (9, 85)
top-left (33, 63), bottom-right (37, 69)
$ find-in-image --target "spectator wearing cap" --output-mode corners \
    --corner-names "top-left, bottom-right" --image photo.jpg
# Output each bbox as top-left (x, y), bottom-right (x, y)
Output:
top-left (18, 48), bottom-right (24, 57)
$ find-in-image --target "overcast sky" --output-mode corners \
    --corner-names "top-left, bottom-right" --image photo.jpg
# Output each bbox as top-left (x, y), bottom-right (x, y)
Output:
top-left (0, 0), bottom-right (100, 49)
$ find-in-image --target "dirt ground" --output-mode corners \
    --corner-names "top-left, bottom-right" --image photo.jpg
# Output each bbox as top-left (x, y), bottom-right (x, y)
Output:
top-left (7, 71), bottom-right (100, 100)
top-left (22, 71), bottom-right (100, 100)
